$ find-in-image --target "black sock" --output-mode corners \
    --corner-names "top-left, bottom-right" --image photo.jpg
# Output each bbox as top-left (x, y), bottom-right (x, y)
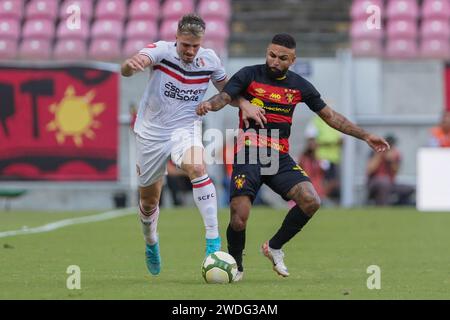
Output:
top-left (269, 206), bottom-right (311, 250)
top-left (227, 224), bottom-right (245, 272)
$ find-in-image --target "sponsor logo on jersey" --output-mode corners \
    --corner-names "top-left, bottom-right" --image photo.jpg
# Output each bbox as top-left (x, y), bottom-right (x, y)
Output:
top-left (250, 98), bottom-right (264, 108)
top-left (146, 43), bottom-right (157, 48)
top-left (163, 81), bottom-right (207, 101)
top-left (269, 93), bottom-right (282, 101)
top-left (254, 88), bottom-right (266, 96)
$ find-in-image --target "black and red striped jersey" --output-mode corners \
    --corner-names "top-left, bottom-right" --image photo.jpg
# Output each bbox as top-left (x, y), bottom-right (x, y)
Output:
top-left (223, 64), bottom-right (326, 154)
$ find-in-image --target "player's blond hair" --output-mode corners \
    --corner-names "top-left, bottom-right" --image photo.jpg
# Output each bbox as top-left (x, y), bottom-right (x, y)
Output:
top-left (177, 14), bottom-right (206, 37)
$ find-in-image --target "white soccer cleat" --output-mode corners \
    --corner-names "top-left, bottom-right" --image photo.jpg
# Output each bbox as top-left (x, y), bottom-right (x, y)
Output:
top-left (233, 271), bottom-right (244, 282)
top-left (261, 241), bottom-right (290, 277)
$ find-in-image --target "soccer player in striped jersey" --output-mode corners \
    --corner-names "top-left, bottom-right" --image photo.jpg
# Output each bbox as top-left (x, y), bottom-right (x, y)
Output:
top-left (121, 14), bottom-right (264, 276)
top-left (197, 33), bottom-right (390, 281)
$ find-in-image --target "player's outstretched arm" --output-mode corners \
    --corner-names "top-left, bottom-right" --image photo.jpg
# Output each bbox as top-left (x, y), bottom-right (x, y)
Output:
top-left (121, 54), bottom-right (151, 77)
top-left (317, 106), bottom-right (390, 153)
top-left (196, 92), bottom-right (232, 115)
top-left (201, 80), bottom-right (267, 127)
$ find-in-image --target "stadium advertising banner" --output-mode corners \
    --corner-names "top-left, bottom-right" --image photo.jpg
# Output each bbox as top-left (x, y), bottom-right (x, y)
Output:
top-left (0, 63), bottom-right (119, 181)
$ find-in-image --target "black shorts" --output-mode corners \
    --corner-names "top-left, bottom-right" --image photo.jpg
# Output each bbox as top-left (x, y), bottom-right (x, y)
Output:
top-left (230, 149), bottom-right (311, 202)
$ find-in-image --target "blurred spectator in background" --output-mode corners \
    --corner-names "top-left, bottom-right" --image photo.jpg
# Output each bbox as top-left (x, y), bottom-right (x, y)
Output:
top-left (298, 137), bottom-right (325, 199)
top-left (428, 110), bottom-right (450, 147)
top-left (165, 160), bottom-right (192, 206)
top-left (305, 115), bottom-right (342, 204)
top-left (366, 135), bottom-right (415, 206)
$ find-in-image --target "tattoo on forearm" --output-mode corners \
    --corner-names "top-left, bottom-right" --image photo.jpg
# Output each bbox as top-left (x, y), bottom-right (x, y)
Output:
top-left (326, 111), bottom-right (368, 140)
top-left (208, 92), bottom-right (232, 111)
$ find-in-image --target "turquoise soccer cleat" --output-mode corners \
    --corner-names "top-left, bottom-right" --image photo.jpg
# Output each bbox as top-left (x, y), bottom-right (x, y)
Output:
top-left (205, 236), bottom-right (221, 256)
top-left (145, 242), bottom-right (161, 275)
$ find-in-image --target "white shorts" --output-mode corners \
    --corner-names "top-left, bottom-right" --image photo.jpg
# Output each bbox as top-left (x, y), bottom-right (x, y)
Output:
top-left (135, 126), bottom-right (204, 187)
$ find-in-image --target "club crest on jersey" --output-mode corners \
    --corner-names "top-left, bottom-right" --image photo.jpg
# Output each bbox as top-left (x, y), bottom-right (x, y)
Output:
top-left (234, 175), bottom-right (246, 190)
top-left (195, 57), bottom-right (206, 68)
top-left (284, 89), bottom-right (298, 104)
top-left (146, 43), bottom-right (157, 48)
top-left (286, 93), bottom-right (294, 104)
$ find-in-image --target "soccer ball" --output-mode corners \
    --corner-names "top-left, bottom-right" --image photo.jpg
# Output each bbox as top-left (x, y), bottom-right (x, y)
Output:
top-left (202, 251), bottom-right (238, 284)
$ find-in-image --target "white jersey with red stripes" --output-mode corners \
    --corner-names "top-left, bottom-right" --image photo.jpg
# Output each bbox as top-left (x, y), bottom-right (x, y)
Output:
top-left (134, 41), bottom-right (227, 140)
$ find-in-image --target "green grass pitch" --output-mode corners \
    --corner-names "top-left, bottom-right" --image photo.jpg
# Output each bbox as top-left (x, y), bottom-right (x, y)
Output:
top-left (1, 207), bottom-right (449, 299)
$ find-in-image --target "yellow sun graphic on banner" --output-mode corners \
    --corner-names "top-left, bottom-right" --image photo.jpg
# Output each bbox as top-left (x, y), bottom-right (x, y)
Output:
top-left (47, 86), bottom-right (105, 147)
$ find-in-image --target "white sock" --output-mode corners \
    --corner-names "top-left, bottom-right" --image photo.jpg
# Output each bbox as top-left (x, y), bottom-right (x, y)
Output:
top-left (139, 203), bottom-right (159, 245)
top-left (191, 174), bottom-right (219, 239)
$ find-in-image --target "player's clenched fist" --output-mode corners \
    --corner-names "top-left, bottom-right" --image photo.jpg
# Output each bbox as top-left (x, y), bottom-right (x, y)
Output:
top-left (121, 54), bottom-right (150, 76)
top-left (196, 101), bottom-right (213, 116)
top-left (126, 54), bottom-right (147, 71)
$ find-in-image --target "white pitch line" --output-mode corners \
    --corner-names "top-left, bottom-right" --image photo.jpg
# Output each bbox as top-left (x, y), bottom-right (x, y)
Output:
top-left (0, 207), bottom-right (136, 239)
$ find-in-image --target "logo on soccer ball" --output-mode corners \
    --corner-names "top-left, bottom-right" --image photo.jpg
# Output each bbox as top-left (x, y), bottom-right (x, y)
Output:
top-left (234, 174), bottom-right (246, 190)
top-left (202, 251), bottom-right (238, 284)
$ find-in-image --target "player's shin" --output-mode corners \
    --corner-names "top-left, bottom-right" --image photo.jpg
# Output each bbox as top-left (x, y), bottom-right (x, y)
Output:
top-left (192, 175), bottom-right (221, 253)
top-left (139, 203), bottom-right (159, 245)
top-left (226, 224), bottom-right (245, 272)
top-left (269, 205), bottom-right (311, 249)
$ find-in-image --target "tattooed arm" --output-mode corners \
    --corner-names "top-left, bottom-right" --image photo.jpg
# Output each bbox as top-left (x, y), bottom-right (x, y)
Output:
top-left (197, 92), bottom-right (267, 128)
top-left (196, 92), bottom-right (232, 115)
top-left (317, 106), bottom-right (390, 152)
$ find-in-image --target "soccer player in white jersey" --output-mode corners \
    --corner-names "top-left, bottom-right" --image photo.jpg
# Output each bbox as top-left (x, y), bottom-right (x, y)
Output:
top-left (121, 14), bottom-right (266, 276)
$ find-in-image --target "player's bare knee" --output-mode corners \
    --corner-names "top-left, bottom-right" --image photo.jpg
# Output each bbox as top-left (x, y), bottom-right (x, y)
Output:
top-left (230, 202), bottom-right (248, 231)
top-left (193, 164), bottom-right (206, 177)
top-left (230, 215), bottom-right (247, 231)
top-left (140, 196), bottom-right (159, 212)
top-left (186, 164), bottom-right (206, 180)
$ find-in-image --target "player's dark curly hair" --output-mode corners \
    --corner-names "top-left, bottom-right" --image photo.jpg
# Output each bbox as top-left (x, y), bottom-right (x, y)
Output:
top-left (178, 14), bottom-right (206, 37)
top-left (271, 33), bottom-right (296, 49)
